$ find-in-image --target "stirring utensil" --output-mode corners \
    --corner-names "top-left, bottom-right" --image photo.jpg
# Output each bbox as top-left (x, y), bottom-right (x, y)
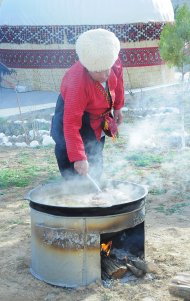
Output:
top-left (86, 173), bottom-right (102, 193)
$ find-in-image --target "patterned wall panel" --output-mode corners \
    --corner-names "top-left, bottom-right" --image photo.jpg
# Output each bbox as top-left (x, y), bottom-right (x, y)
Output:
top-left (0, 23), bottom-right (165, 44)
top-left (0, 47), bottom-right (163, 69)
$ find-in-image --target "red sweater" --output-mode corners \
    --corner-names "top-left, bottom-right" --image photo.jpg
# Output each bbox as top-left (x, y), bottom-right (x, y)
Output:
top-left (60, 58), bottom-right (124, 162)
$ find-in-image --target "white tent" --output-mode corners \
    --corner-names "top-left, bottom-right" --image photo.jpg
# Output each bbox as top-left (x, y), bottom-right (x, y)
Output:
top-left (0, 0), bottom-right (174, 25)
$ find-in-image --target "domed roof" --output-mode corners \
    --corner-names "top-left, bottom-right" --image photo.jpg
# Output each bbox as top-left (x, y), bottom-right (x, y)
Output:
top-left (0, 0), bottom-right (174, 26)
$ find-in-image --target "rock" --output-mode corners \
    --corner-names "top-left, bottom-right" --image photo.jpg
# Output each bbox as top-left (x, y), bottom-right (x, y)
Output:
top-left (0, 136), bottom-right (9, 144)
top-left (4, 142), bottom-right (13, 147)
top-left (42, 135), bottom-right (55, 146)
top-left (34, 118), bottom-right (51, 124)
top-left (0, 132), bottom-right (6, 138)
top-left (30, 140), bottom-right (40, 148)
top-left (15, 142), bottom-right (28, 147)
top-left (14, 120), bottom-right (23, 124)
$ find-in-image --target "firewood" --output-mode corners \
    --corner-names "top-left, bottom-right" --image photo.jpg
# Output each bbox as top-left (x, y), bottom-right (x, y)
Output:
top-left (169, 272), bottom-right (190, 300)
top-left (169, 284), bottom-right (190, 300)
top-left (101, 256), bottom-right (127, 279)
top-left (101, 270), bottom-right (111, 281)
top-left (171, 273), bottom-right (190, 286)
top-left (125, 262), bottom-right (144, 278)
top-left (130, 258), bottom-right (159, 274)
top-left (123, 257), bottom-right (144, 277)
top-left (112, 267), bottom-right (128, 279)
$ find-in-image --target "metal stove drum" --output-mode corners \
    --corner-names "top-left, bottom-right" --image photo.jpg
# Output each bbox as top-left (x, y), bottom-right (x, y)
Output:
top-left (25, 179), bottom-right (148, 287)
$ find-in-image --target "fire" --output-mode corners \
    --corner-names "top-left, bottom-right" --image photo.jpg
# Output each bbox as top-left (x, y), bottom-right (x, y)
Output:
top-left (101, 241), bottom-right (112, 256)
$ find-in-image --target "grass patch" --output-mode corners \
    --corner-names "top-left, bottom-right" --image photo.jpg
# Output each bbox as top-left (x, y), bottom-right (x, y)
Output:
top-left (125, 152), bottom-right (164, 167)
top-left (0, 168), bottom-right (38, 188)
top-left (154, 202), bottom-right (190, 215)
top-left (0, 148), bottom-right (58, 189)
top-left (0, 166), bottom-right (58, 189)
top-left (149, 188), bottom-right (167, 195)
top-left (7, 218), bottom-right (24, 225)
top-left (19, 202), bottom-right (29, 209)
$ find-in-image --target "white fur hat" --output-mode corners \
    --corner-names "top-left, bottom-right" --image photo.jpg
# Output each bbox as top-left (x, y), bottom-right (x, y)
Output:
top-left (76, 28), bottom-right (120, 72)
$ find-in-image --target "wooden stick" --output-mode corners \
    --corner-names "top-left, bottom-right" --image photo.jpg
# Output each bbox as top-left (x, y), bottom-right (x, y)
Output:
top-left (130, 258), bottom-right (159, 274)
top-left (169, 284), bottom-right (190, 300)
top-left (125, 262), bottom-right (144, 278)
top-left (169, 272), bottom-right (190, 299)
top-left (101, 256), bottom-right (127, 279)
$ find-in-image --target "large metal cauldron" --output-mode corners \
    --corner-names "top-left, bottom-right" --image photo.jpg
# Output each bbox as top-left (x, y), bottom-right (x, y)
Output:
top-left (25, 179), bottom-right (148, 287)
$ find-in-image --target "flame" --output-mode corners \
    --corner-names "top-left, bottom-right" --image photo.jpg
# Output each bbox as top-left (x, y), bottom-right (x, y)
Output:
top-left (101, 241), bottom-right (112, 256)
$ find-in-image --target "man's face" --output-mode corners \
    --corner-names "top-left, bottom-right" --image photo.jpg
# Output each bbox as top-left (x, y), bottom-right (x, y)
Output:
top-left (88, 69), bottom-right (111, 83)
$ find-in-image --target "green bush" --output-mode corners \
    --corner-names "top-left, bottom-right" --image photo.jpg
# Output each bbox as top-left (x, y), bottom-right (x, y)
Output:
top-left (159, 4), bottom-right (190, 78)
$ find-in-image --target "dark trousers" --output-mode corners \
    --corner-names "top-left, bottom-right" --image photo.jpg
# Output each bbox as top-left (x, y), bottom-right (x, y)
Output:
top-left (51, 94), bottom-right (105, 179)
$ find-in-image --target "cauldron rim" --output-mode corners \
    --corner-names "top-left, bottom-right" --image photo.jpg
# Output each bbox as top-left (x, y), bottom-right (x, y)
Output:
top-left (25, 180), bottom-right (148, 217)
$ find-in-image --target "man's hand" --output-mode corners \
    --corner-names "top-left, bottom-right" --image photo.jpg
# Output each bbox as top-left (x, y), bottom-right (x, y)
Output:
top-left (113, 109), bottom-right (123, 125)
top-left (74, 160), bottom-right (89, 175)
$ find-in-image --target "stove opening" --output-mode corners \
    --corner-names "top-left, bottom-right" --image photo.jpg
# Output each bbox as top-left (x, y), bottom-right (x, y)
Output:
top-left (100, 222), bottom-right (145, 280)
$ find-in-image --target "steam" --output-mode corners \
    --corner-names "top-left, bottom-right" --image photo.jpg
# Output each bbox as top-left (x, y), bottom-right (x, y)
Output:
top-left (27, 82), bottom-right (190, 211)
top-left (102, 82), bottom-right (190, 205)
top-left (28, 177), bottom-right (147, 208)
top-left (127, 119), bottom-right (158, 149)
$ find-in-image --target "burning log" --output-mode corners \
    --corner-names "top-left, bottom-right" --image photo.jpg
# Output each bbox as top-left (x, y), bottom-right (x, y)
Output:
top-left (101, 241), bottom-right (112, 256)
top-left (169, 272), bottom-right (190, 300)
top-left (101, 270), bottom-right (111, 281)
top-left (101, 256), bottom-right (128, 279)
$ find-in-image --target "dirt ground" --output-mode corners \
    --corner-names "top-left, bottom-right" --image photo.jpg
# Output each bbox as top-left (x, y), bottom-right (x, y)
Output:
top-left (1, 84), bottom-right (190, 301)
top-left (0, 142), bottom-right (190, 301)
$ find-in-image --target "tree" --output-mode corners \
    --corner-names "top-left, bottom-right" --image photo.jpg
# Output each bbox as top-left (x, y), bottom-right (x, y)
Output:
top-left (159, 3), bottom-right (190, 80)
